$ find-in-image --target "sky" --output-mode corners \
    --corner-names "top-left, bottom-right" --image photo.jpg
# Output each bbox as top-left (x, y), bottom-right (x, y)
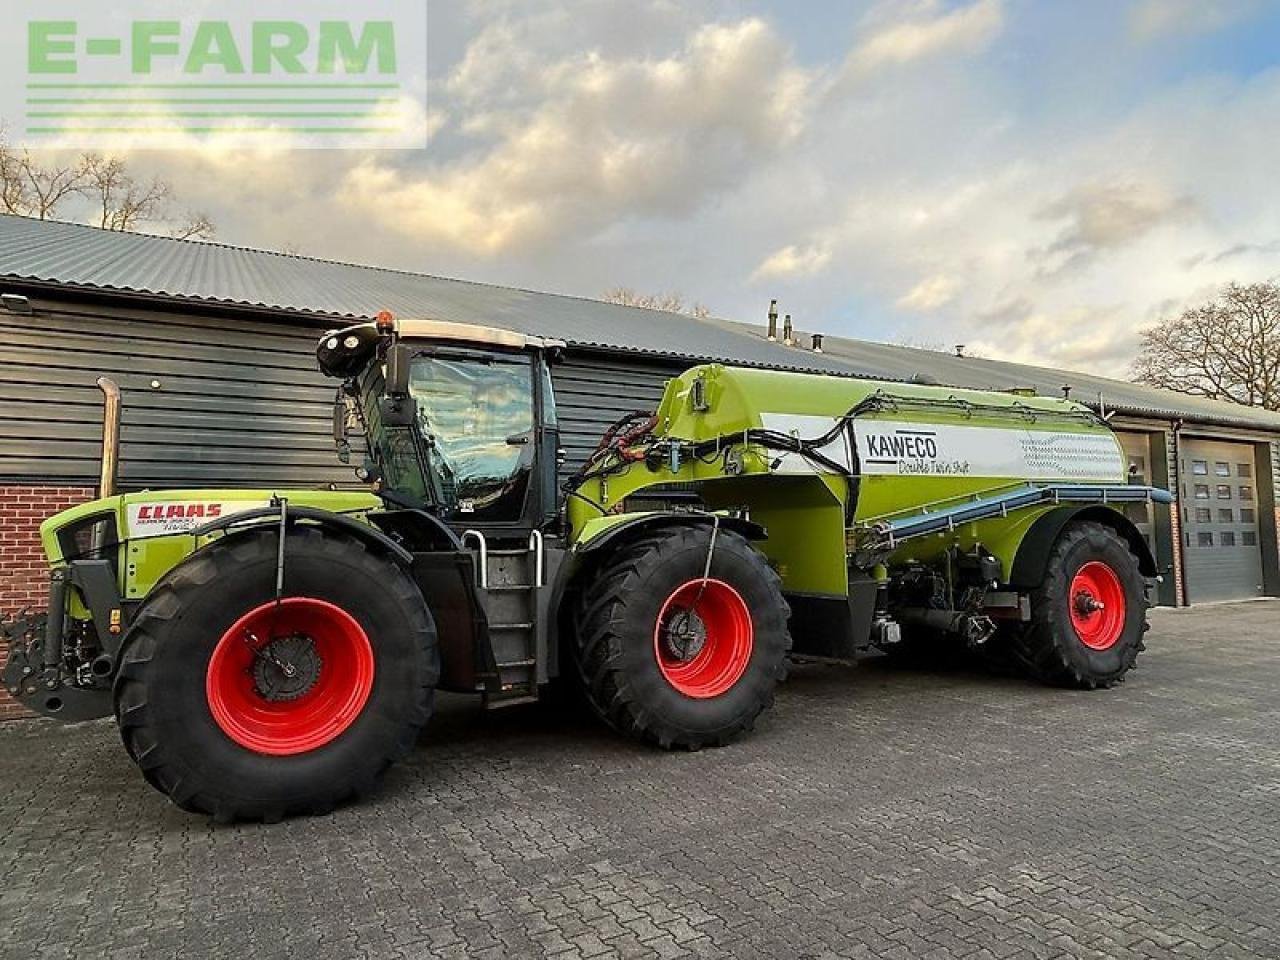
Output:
top-left (30, 0), bottom-right (1280, 377)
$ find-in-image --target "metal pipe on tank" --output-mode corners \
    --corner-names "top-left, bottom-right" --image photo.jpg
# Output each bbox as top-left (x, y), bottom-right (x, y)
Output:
top-left (96, 377), bottom-right (121, 498)
top-left (767, 300), bottom-right (779, 341)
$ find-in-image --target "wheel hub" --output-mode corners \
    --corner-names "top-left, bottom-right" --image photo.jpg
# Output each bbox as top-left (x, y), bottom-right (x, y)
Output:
top-left (207, 598), bottom-right (375, 756)
top-left (1073, 591), bottom-right (1105, 618)
top-left (652, 579), bottom-right (754, 699)
top-left (662, 610), bottom-right (708, 662)
top-left (1068, 561), bottom-right (1126, 652)
top-left (251, 634), bottom-right (323, 702)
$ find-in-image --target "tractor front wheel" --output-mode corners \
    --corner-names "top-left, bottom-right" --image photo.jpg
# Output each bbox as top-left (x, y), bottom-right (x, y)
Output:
top-left (114, 526), bottom-right (438, 822)
top-left (572, 526), bottom-right (791, 749)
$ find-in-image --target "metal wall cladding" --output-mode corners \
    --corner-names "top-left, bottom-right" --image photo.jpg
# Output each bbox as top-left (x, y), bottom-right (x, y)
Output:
top-left (0, 299), bottom-right (353, 489)
top-left (0, 294), bottom-right (686, 492)
top-left (548, 353), bottom-right (683, 482)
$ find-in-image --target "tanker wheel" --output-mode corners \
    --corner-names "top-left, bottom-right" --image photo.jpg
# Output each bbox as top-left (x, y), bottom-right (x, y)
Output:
top-left (114, 525), bottom-right (438, 822)
top-left (1011, 521), bottom-right (1147, 689)
top-left (572, 526), bottom-right (791, 750)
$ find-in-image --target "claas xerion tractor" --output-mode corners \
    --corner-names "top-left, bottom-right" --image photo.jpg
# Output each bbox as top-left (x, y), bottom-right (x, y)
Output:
top-left (3, 312), bottom-right (1172, 821)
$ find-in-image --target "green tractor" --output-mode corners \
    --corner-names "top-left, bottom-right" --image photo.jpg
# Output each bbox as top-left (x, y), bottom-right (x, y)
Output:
top-left (4, 312), bottom-right (1171, 820)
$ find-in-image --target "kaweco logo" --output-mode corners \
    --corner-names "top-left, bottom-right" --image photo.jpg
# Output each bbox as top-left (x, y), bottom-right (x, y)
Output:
top-left (5, 1), bottom-right (427, 149)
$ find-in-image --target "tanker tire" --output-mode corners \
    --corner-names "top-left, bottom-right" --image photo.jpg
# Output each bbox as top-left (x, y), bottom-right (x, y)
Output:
top-left (1012, 521), bottom-right (1147, 689)
top-left (572, 526), bottom-right (791, 750)
top-left (113, 526), bottom-right (438, 822)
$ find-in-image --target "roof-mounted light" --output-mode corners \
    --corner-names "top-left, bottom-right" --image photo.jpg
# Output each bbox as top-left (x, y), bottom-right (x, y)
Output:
top-left (374, 310), bottom-right (397, 334)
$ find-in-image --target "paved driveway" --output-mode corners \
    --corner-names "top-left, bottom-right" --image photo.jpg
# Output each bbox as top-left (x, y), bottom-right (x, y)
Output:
top-left (2, 601), bottom-right (1278, 959)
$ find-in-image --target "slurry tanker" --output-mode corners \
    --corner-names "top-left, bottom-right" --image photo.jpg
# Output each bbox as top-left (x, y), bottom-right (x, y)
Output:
top-left (4, 313), bottom-right (1169, 820)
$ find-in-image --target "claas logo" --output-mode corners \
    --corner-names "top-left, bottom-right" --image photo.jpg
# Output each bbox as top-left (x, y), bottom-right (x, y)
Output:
top-left (135, 503), bottom-right (224, 521)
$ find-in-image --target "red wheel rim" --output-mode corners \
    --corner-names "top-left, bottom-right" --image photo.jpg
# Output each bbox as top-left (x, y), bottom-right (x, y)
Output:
top-left (653, 579), bottom-right (754, 698)
top-left (1069, 562), bottom-right (1126, 651)
top-left (206, 598), bottom-right (375, 756)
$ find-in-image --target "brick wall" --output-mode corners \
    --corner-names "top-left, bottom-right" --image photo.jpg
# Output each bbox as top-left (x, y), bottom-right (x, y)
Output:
top-left (0, 485), bottom-right (95, 720)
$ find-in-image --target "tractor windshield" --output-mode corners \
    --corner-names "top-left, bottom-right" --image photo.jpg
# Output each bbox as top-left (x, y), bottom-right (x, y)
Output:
top-left (408, 354), bottom-right (535, 522)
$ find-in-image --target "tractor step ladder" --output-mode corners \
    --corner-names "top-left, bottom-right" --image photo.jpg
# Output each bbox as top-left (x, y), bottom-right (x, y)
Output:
top-left (462, 530), bottom-right (546, 709)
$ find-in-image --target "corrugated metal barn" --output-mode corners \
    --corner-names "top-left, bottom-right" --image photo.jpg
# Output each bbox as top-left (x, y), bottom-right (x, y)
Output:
top-left (2, 212), bottom-right (1278, 626)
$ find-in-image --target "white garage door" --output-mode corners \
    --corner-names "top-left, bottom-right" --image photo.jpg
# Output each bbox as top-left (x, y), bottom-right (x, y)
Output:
top-left (1180, 438), bottom-right (1265, 604)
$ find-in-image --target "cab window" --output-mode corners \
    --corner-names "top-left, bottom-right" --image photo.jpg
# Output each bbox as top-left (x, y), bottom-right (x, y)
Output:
top-left (409, 355), bottom-right (535, 522)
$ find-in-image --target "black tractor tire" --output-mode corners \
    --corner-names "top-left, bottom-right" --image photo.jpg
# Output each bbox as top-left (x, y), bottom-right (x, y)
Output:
top-left (1010, 521), bottom-right (1148, 689)
top-left (571, 526), bottom-right (791, 750)
top-left (114, 525), bottom-right (438, 822)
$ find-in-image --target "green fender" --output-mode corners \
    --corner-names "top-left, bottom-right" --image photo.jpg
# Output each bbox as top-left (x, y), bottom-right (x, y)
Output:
top-left (571, 511), bottom-right (767, 556)
top-left (1008, 506), bottom-right (1159, 589)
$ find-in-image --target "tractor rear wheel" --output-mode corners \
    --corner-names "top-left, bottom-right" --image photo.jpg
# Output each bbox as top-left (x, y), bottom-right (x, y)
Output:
top-left (1011, 521), bottom-right (1147, 689)
top-left (572, 526), bottom-right (791, 749)
top-left (114, 525), bottom-right (438, 822)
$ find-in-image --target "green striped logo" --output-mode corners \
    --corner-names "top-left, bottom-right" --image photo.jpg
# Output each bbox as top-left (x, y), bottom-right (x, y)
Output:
top-left (9, 2), bottom-right (428, 149)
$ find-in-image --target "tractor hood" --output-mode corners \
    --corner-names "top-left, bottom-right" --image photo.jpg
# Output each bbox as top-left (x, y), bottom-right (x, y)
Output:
top-left (40, 489), bottom-right (381, 566)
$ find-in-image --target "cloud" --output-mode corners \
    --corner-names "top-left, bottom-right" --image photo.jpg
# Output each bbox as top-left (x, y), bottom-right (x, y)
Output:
top-left (752, 243), bottom-right (833, 282)
top-left (842, 0), bottom-right (1004, 79)
top-left (1128, 0), bottom-right (1263, 41)
top-left (1033, 181), bottom-right (1198, 274)
top-left (897, 274), bottom-right (958, 311)
top-left (21, 0), bottom-right (1280, 385)
top-left (341, 17), bottom-right (813, 255)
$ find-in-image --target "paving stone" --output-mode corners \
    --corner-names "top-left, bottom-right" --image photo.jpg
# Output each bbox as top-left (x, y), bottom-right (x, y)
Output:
top-left (2, 602), bottom-right (1279, 958)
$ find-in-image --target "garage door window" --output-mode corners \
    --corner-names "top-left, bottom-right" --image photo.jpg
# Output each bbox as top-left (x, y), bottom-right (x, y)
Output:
top-left (1195, 484), bottom-right (1211, 499)
top-left (1222, 532), bottom-right (1237, 547)
top-left (1216, 485), bottom-right (1232, 499)
top-left (1239, 462), bottom-right (1253, 478)
top-left (1197, 532), bottom-right (1214, 547)
top-left (1242, 508), bottom-right (1256, 524)
top-left (1215, 462), bottom-right (1231, 477)
top-left (1195, 507), bottom-right (1212, 523)
top-left (1192, 460), bottom-right (1209, 475)
top-left (1243, 532), bottom-right (1258, 547)
top-left (1219, 509), bottom-right (1234, 523)
top-left (1239, 485), bottom-right (1254, 501)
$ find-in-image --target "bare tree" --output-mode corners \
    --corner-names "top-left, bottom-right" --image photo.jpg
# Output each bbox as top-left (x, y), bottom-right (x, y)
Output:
top-left (603, 287), bottom-right (712, 319)
top-left (170, 212), bottom-right (216, 242)
top-left (1, 126), bottom-right (214, 239)
top-left (1133, 282), bottom-right (1280, 412)
top-left (0, 133), bottom-right (89, 220)
top-left (83, 153), bottom-right (175, 232)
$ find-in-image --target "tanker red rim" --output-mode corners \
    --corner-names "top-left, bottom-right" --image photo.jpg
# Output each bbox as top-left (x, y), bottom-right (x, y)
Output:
top-left (206, 598), bottom-right (375, 756)
top-left (1069, 561), bottom-right (1126, 651)
top-left (653, 579), bottom-right (754, 698)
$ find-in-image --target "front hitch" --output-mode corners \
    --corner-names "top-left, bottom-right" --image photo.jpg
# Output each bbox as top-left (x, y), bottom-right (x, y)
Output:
top-left (2, 606), bottom-right (112, 723)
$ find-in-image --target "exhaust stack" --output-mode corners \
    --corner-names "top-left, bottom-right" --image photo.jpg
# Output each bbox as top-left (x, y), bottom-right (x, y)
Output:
top-left (782, 314), bottom-right (794, 346)
top-left (96, 377), bottom-right (121, 498)
top-left (767, 300), bottom-right (779, 341)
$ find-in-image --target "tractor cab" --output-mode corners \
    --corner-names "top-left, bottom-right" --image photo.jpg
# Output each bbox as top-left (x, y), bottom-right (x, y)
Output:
top-left (319, 313), bottom-right (565, 540)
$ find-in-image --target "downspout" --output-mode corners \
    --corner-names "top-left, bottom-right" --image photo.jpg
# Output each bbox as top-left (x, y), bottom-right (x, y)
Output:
top-left (1170, 417), bottom-right (1188, 606)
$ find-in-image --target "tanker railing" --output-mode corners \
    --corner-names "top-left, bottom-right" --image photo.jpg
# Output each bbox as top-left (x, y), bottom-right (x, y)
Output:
top-left (852, 482), bottom-right (1174, 552)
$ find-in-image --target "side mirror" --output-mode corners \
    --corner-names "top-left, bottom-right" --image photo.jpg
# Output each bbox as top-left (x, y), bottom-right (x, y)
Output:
top-left (385, 344), bottom-right (411, 396)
